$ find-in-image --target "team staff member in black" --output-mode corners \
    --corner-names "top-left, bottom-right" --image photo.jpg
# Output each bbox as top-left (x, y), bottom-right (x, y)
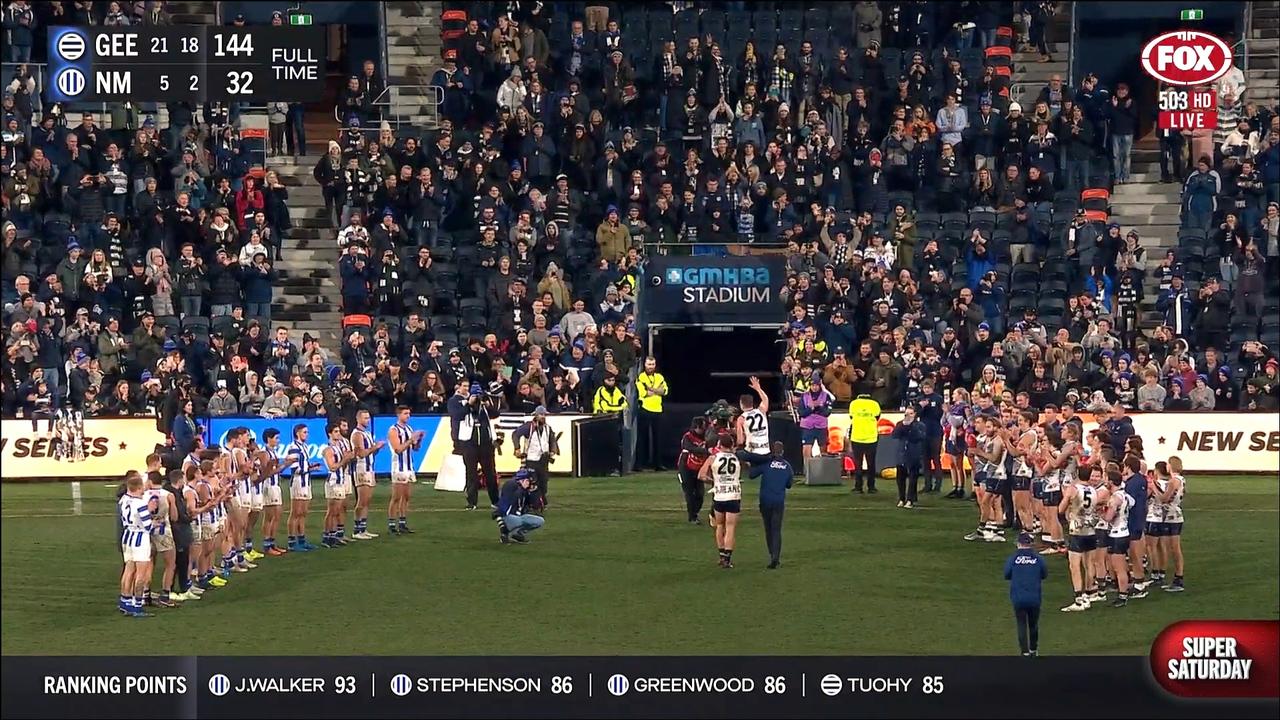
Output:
top-left (677, 416), bottom-right (713, 524)
top-left (513, 406), bottom-right (559, 508)
top-left (164, 468), bottom-right (196, 600)
top-left (749, 442), bottom-right (794, 569)
top-left (891, 407), bottom-right (926, 508)
top-left (916, 378), bottom-right (945, 493)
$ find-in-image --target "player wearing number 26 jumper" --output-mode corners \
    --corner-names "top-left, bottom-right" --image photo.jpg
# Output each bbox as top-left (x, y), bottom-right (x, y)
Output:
top-left (700, 435), bottom-right (742, 569)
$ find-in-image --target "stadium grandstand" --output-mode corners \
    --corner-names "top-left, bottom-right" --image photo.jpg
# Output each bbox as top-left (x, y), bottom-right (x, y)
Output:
top-left (1, 0), bottom-right (1277, 472)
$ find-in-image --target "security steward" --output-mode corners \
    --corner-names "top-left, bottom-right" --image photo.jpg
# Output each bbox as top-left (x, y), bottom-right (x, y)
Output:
top-left (592, 372), bottom-right (629, 476)
top-left (848, 393), bottom-right (882, 494)
top-left (513, 405), bottom-right (559, 508)
top-left (633, 356), bottom-right (669, 472)
top-left (749, 441), bottom-right (794, 569)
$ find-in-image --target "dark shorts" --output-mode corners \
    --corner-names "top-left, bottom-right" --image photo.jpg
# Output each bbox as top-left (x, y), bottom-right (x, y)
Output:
top-left (1032, 479), bottom-right (1045, 499)
top-left (1041, 490), bottom-right (1063, 508)
top-left (1129, 521), bottom-right (1144, 541)
top-left (984, 475), bottom-right (1006, 493)
top-left (1096, 529), bottom-right (1111, 550)
top-left (1108, 535), bottom-right (1131, 555)
top-left (947, 440), bottom-right (966, 458)
top-left (713, 500), bottom-right (741, 515)
top-left (1146, 521), bottom-right (1167, 537)
top-left (1068, 534), bottom-right (1098, 553)
top-left (1166, 521), bottom-right (1183, 536)
top-left (1012, 475), bottom-right (1032, 492)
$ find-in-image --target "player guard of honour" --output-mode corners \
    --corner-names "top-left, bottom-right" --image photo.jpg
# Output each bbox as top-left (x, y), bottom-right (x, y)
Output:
top-left (118, 406), bottom-right (433, 616)
top-left (119, 382), bottom-right (1187, 634)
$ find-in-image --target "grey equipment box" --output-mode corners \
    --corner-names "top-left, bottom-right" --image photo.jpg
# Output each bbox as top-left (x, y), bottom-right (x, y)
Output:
top-left (803, 455), bottom-right (844, 486)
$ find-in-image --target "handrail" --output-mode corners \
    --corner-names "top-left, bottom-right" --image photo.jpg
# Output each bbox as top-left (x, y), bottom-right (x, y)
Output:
top-left (334, 85), bottom-right (440, 130)
top-left (1066, 0), bottom-right (1077, 84)
top-left (378, 1), bottom-right (390, 101)
top-left (643, 241), bottom-right (789, 255)
top-left (1237, 2), bottom-right (1250, 73)
top-left (334, 85), bottom-right (393, 124)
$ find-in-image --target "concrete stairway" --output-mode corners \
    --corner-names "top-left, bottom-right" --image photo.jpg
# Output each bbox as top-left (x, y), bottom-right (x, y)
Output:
top-left (1109, 138), bottom-right (1184, 328)
top-left (265, 156), bottom-right (344, 345)
top-left (1246, 1), bottom-right (1280, 107)
top-left (1011, 43), bottom-right (1069, 109)
top-left (1009, 8), bottom-right (1073, 108)
top-left (384, 0), bottom-right (445, 128)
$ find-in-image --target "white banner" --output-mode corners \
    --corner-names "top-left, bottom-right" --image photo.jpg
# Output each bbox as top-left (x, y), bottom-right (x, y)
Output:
top-left (1120, 412), bottom-right (1280, 474)
top-left (826, 411), bottom-right (1278, 474)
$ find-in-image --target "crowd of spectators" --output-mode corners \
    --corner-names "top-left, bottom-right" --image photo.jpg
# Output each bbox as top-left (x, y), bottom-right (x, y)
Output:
top-left (4, 1), bottom-right (1279, 445)
top-left (2, 0), bottom-right (299, 425)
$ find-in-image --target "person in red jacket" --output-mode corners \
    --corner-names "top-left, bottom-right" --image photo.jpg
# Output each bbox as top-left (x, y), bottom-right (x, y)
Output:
top-left (678, 416), bottom-right (713, 524)
top-left (234, 175), bottom-right (265, 231)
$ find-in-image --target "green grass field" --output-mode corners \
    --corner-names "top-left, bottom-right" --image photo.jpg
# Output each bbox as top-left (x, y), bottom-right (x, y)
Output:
top-left (2, 475), bottom-right (1277, 656)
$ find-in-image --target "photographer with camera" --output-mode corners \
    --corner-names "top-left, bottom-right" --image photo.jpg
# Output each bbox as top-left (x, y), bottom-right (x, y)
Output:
top-left (450, 381), bottom-right (500, 511)
top-left (513, 405), bottom-right (559, 509)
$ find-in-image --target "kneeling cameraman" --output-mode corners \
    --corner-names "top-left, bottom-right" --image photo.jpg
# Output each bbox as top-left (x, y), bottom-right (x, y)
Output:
top-left (495, 467), bottom-right (545, 545)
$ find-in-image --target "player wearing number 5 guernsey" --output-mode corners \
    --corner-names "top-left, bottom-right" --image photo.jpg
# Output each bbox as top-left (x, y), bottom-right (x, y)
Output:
top-left (699, 435), bottom-right (742, 568)
top-left (1058, 468), bottom-right (1109, 612)
top-left (387, 405), bottom-right (425, 535)
top-left (736, 376), bottom-right (771, 463)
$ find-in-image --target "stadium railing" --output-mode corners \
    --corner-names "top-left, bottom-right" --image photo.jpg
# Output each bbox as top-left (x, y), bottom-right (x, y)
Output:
top-left (643, 241), bottom-right (789, 257)
top-left (342, 85), bottom-right (443, 130)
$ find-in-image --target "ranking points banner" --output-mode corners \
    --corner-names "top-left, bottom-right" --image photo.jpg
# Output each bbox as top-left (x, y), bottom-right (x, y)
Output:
top-left (5, 646), bottom-right (1278, 719)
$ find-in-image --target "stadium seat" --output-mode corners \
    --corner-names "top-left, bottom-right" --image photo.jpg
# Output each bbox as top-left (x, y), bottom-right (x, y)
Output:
top-left (181, 315), bottom-right (210, 336)
top-left (675, 8), bottom-right (699, 39)
top-left (701, 9), bottom-right (726, 37)
top-left (154, 314), bottom-right (180, 338)
top-left (984, 45), bottom-right (1013, 64)
top-left (779, 7), bottom-right (803, 32)
top-left (648, 11), bottom-right (672, 39)
top-left (803, 7), bottom-right (829, 33)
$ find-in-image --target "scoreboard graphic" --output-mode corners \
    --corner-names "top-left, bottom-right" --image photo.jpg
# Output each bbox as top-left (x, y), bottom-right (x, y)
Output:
top-left (47, 25), bottom-right (327, 103)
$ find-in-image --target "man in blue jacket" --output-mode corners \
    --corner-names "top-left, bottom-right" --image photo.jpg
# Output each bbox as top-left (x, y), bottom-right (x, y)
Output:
top-left (1004, 532), bottom-right (1048, 657)
top-left (749, 442), bottom-right (793, 570)
top-left (892, 407), bottom-right (926, 508)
